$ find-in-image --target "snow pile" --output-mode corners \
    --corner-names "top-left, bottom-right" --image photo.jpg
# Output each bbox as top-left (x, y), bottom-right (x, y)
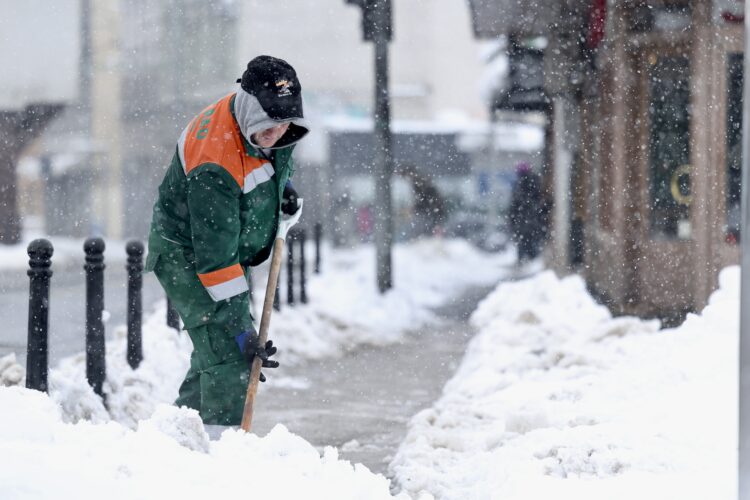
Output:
top-left (390, 269), bottom-right (737, 500)
top-left (48, 301), bottom-right (192, 427)
top-left (0, 237), bottom-right (503, 499)
top-left (0, 387), bottom-right (414, 500)
top-left (0, 353), bottom-right (24, 386)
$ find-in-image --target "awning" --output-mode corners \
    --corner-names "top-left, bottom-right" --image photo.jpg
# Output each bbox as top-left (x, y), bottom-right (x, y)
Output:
top-left (466, 0), bottom-right (591, 39)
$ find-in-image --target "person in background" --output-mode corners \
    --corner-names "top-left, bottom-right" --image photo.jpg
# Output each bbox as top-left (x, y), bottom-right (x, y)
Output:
top-left (145, 55), bottom-right (309, 426)
top-left (508, 162), bottom-right (549, 263)
top-left (403, 167), bottom-right (446, 238)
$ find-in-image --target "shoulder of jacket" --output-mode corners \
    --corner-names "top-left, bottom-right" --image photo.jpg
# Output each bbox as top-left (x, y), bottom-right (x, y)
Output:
top-left (186, 162), bottom-right (243, 195)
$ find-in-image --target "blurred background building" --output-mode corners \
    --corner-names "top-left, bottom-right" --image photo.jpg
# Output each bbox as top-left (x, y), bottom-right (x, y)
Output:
top-left (5, 0), bottom-right (543, 251)
top-left (11, 0), bottom-right (741, 320)
top-left (467, 0), bottom-right (745, 320)
top-left (0, 0), bottom-right (80, 244)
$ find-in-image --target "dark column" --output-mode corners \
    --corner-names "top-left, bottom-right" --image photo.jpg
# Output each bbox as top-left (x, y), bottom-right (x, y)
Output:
top-left (314, 222), bottom-right (322, 274)
top-left (287, 230), bottom-right (295, 306)
top-left (373, 2), bottom-right (394, 293)
top-left (26, 239), bottom-right (53, 392)
top-left (126, 241), bottom-right (144, 369)
top-left (84, 237), bottom-right (106, 398)
top-left (299, 229), bottom-right (308, 304)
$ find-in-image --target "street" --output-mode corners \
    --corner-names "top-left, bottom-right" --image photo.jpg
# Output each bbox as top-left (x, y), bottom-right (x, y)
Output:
top-left (0, 262), bottom-right (166, 368)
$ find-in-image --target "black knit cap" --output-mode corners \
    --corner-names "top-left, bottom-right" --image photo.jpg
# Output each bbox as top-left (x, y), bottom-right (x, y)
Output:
top-left (239, 55), bottom-right (303, 120)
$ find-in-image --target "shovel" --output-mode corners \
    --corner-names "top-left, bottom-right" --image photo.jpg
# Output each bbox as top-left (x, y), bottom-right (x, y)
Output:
top-left (240, 199), bottom-right (303, 432)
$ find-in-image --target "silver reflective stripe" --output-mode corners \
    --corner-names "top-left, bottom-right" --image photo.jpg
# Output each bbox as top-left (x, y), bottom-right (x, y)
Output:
top-left (243, 162), bottom-right (275, 194)
top-left (177, 124), bottom-right (189, 173)
top-left (204, 276), bottom-right (249, 301)
top-left (158, 234), bottom-right (182, 245)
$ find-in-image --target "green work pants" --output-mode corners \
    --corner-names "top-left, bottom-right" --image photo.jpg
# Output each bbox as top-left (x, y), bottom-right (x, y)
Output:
top-left (145, 236), bottom-right (253, 425)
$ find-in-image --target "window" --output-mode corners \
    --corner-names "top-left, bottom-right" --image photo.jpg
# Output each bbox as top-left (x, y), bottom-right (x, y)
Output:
top-left (726, 52), bottom-right (743, 244)
top-left (648, 55), bottom-right (691, 239)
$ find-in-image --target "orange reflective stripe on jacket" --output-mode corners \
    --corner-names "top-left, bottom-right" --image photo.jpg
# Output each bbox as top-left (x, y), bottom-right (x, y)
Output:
top-left (177, 93), bottom-right (273, 192)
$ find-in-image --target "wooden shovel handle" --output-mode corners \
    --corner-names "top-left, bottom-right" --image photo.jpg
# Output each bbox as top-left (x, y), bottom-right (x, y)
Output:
top-left (240, 238), bottom-right (285, 432)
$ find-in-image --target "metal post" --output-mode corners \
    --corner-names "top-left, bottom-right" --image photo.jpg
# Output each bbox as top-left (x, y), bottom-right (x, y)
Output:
top-left (314, 222), bottom-right (322, 274)
top-left (84, 237), bottom-right (106, 398)
top-left (740, 5), bottom-right (750, 494)
top-left (287, 229), bottom-right (295, 305)
top-left (273, 281), bottom-right (281, 311)
top-left (26, 239), bottom-right (53, 392)
top-left (125, 240), bottom-right (143, 369)
top-left (166, 297), bottom-right (180, 331)
top-left (373, 0), bottom-right (393, 293)
top-left (299, 229), bottom-right (308, 304)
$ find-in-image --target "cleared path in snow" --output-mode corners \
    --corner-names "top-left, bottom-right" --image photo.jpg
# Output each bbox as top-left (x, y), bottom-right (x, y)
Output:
top-left (250, 284), bottom-right (495, 476)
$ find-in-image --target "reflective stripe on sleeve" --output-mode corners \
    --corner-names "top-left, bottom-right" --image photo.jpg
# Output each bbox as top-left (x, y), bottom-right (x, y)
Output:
top-left (177, 124), bottom-right (190, 174)
top-left (243, 162), bottom-right (275, 194)
top-left (198, 264), bottom-right (248, 301)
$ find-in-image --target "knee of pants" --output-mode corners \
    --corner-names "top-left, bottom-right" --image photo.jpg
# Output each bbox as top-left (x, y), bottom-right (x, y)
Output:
top-left (186, 324), bottom-right (243, 371)
top-left (198, 359), bottom-right (250, 426)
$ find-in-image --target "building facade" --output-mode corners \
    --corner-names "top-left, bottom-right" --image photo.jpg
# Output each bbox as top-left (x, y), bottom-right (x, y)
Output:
top-left (468, 0), bottom-right (745, 319)
top-left (584, 0), bottom-right (743, 319)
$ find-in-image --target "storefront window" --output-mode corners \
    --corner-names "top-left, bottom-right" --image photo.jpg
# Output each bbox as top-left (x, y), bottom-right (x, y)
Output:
top-left (648, 55), bottom-right (691, 239)
top-left (726, 52), bottom-right (743, 244)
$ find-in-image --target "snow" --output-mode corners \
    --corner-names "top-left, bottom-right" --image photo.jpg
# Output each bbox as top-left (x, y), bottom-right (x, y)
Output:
top-left (390, 269), bottom-right (737, 500)
top-left (322, 116), bottom-right (543, 153)
top-left (6, 239), bottom-right (738, 499)
top-left (0, 388), bottom-right (409, 500)
top-left (273, 239), bottom-right (514, 363)
top-left (0, 238), bottom-right (509, 499)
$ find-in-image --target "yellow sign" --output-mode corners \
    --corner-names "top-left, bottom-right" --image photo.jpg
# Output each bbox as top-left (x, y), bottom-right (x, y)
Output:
top-left (670, 164), bottom-right (692, 206)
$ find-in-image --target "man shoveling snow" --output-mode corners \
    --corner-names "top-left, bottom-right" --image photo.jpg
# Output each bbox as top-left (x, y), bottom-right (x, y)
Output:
top-left (145, 55), bottom-right (309, 426)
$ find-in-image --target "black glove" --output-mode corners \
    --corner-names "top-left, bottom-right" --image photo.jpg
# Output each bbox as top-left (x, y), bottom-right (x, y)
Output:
top-left (235, 330), bottom-right (279, 383)
top-left (281, 182), bottom-right (300, 215)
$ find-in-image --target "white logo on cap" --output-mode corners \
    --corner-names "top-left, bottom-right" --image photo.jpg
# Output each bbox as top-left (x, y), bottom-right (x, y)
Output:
top-left (276, 79), bottom-right (293, 97)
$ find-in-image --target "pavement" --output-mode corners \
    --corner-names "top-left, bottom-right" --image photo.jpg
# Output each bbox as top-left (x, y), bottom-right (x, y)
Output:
top-left (250, 284), bottom-right (495, 479)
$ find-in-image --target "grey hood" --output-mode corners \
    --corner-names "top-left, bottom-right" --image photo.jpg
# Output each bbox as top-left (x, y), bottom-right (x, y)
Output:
top-left (234, 86), bottom-right (310, 150)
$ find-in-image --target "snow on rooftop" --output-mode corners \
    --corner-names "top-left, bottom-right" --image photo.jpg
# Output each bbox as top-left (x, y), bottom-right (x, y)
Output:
top-left (323, 115), bottom-right (543, 153)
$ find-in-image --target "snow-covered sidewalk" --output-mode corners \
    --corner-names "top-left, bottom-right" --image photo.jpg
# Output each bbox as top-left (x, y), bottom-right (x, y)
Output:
top-left (24, 238), bottom-right (513, 427)
top-left (390, 270), bottom-right (737, 499)
top-left (0, 238), bottom-right (512, 499)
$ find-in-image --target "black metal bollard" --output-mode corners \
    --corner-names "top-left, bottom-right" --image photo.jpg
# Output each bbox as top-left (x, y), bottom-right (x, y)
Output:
top-left (166, 297), bottom-right (180, 331)
top-left (287, 229), bottom-right (295, 306)
top-left (26, 239), bottom-right (53, 392)
top-left (314, 222), bottom-right (322, 274)
top-left (274, 280), bottom-right (281, 311)
top-left (126, 241), bottom-right (144, 369)
top-left (299, 229), bottom-right (308, 304)
top-left (84, 237), bottom-right (106, 398)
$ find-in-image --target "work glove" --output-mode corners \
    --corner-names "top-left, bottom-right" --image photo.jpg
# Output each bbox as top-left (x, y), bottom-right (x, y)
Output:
top-left (235, 330), bottom-right (279, 383)
top-left (281, 181), bottom-right (300, 215)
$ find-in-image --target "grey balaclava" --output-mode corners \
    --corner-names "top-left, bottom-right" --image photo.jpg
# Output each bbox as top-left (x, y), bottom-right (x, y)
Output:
top-left (234, 55), bottom-right (309, 150)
